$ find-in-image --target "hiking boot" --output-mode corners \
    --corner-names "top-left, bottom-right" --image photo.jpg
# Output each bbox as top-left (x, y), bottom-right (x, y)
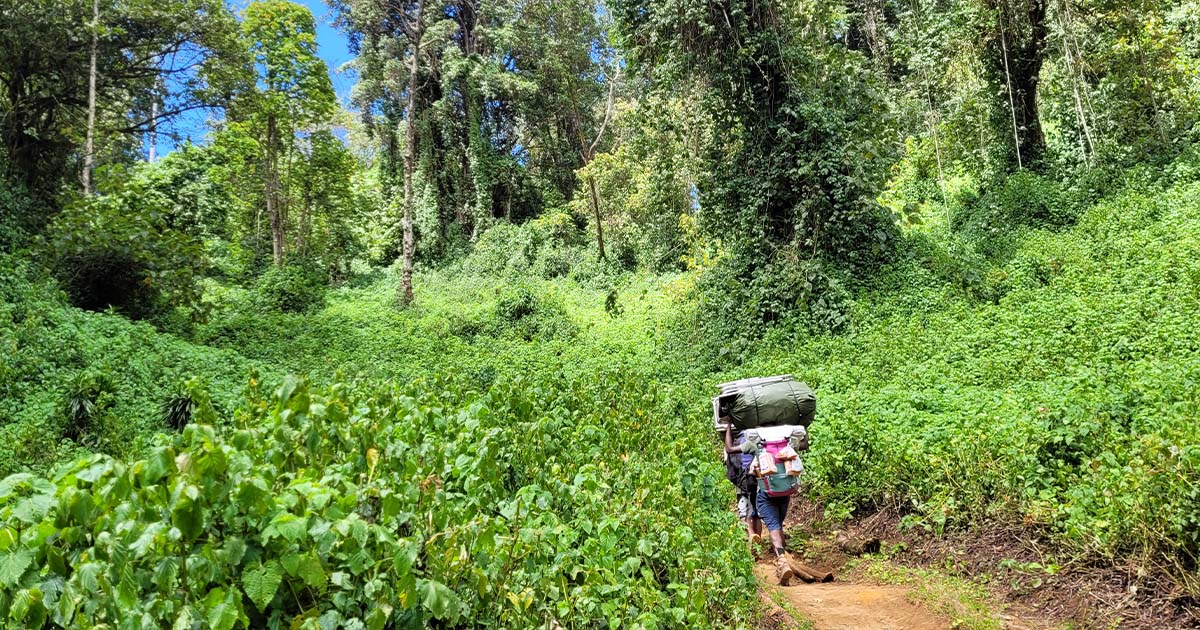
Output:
top-left (774, 554), bottom-right (794, 586)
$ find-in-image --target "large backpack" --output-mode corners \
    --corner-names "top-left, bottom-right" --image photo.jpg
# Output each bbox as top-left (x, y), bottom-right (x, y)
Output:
top-left (730, 380), bottom-right (816, 430)
top-left (755, 438), bottom-right (800, 497)
top-left (712, 375), bottom-right (816, 432)
top-left (749, 426), bottom-right (806, 498)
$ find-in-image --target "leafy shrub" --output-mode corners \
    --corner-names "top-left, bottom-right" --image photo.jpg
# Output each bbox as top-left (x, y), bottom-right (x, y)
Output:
top-left (159, 377), bottom-right (218, 432)
top-left (491, 285), bottom-right (577, 341)
top-left (494, 285), bottom-right (540, 322)
top-left (0, 171), bottom-right (40, 251)
top-left (0, 373), bottom-right (756, 628)
top-left (604, 288), bottom-right (625, 318)
top-left (463, 214), bottom-right (588, 281)
top-left (58, 370), bottom-right (115, 443)
top-left (692, 254), bottom-right (854, 363)
top-left (47, 193), bottom-right (206, 323)
top-left (0, 253), bottom-right (261, 478)
top-left (908, 231), bottom-right (1012, 303)
top-left (532, 247), bottom-right (576, 279)
top-left (254, 266), bottom-right (327, 313)
top-left (957, 172), bottom-right (1085, 257)
top-left (462, 223), bottom-right (539, 277)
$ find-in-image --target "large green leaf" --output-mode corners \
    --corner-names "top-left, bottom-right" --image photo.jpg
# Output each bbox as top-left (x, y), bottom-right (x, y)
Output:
top-left (282, 552), bottom-right (326, 589)
top-left (205, 586), bottom-right (239, 630)
top-left (171, 495), bottom-right (206, 541)
top-left (264, 512), bottom-right (307, 544)
top-left (242, 560), bottom-right (283, 613)
top-left (0, 549), bottom-right (33, 587)
top-left (138, 447), bottom-right (176, 486)
top-left (418, 579), bottom-right (459, 620)
top-left (296, 554), bottom-right (326, 589)
top-left (10, 479), bottom-right (56, 524)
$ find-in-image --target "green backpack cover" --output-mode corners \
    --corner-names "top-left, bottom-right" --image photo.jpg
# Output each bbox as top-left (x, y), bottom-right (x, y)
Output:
top-left (730, 380), bottom-right (815, 430)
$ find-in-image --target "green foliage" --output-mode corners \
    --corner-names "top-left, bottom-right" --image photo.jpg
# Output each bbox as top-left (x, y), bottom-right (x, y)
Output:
top-left (959, 172), bottom-right (1085, 237)
top-left (240, 1), bottom-right (335, 125)
top-left (59, 370), bottom-right (116, 444)
top-left (254, 266), bottom-right (327, 314)
top-left (0, 254), bottom-right (260, 478)
top-left (159, 378), bottom-right (216, 432)
top-left (572, 99), bottom-right (698, 273)
top-left (132, 144), bottom-right (236, 239)
top-left (47, 188), bottom-right (207, 324)
top-left (685, 254), bottom-right (855, 366)
top-left (731, 169), bottom-right (1200, 584)
top-left (0, 372), bottom-right (755, 628)
top-left (0, 0), bottom-right (244, 204)
top-left (0, 166), bottom-right (41, 251)
top-left (489, 285), bottom-right (577, 342)
top-left (613, 0), bottom-right (899, 350)
top-left (460, 216), bottom-right (588, 282)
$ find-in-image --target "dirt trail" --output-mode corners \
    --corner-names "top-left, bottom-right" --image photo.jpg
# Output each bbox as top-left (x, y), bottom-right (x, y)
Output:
top-left (754, 564), bottom-right (948, 630)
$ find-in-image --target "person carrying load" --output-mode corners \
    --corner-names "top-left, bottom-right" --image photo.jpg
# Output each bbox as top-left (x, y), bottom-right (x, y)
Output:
top-left (721, 425), bottom-right (763, 550)
top-left (713, 376), bottom-right (815, 585)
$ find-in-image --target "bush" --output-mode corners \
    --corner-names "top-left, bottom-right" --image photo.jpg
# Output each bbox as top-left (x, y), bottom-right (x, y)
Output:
top-left (689, 253), bottom-right (854, 366)
top-left (462, 223), bottom-right (539, 277)
top-left (957, 172), bottom-right (1085, 252)
top-left (0, 171), bottom-right (39, 251)
top-left (59, 369), bottom-right (116, 443)
top-left (0, 252), bottom-right (260, 478)
top-left (48, 193), bottom-right (206, 323)
top-left (0, 373), bottom-right (757, 628)
top-left (490, 285), bottom-right (577, 341)
top-left (463, 214), bottom-right (588, 281)
top-left (254, 265), bottom-right (327, 313)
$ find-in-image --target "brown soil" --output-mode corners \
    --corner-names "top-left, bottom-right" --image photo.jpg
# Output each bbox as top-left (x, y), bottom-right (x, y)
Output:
top-left (780, 498), bottom-right (1200, 629)
top-left (755, 562), bottom-right (949, 630)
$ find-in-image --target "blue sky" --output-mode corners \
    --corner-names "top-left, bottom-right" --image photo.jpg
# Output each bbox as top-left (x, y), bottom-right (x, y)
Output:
top-left (153, 0), bottom-right (356, 154)
top-left (296, 0), bottom-right (356, 103)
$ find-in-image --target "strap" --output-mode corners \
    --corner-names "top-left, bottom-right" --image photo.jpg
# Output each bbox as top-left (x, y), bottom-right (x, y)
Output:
top-left (748, 385), bottom-right (760, 427)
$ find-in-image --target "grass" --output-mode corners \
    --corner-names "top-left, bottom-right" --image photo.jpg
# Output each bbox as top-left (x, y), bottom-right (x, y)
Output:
top-left (762, 587), bottom-right (817, 630)
top-left (857, 558), bottom-right (1004, 630)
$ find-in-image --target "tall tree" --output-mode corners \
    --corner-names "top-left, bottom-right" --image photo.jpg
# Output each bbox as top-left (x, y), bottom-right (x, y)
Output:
top-left (82, 0), bottom-right (100, 194)
top-left (613, 0), bottom-right (896, 269)
top-left (0, 0), bottom-right (244, 215)
top-left (982, 0), bottom-right (1048, 168)
top-left (334, 0), bottom-right (440, 305)
top-left (240, 0), bottom-right (335, 267)
top-left (399, 2), bottom-right (424, 305)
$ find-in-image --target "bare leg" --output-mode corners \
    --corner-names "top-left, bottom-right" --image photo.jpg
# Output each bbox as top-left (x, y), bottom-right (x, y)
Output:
top-left (768, 528), bottom-right (786, 552)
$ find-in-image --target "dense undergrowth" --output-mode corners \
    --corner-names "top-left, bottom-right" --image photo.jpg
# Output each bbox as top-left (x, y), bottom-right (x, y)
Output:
top-left (0, 371), bottom-right (752, 627)
top-left (731, 165), bottom-right (1200, 578)
top-left (0, 258), bottom-right (264, 478)
top-left (7, 159), bottom-right (1200, 624)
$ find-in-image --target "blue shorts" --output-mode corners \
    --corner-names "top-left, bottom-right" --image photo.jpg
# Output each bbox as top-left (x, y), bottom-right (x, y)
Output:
top-left (756, 491), bottom-right (790, 532)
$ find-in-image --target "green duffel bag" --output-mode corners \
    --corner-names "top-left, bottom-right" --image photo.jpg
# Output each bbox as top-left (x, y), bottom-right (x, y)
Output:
top-left (730, 380), bottom-right (815, 430)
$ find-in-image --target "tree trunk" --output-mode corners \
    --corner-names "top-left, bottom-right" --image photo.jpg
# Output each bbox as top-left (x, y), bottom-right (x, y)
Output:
top-left (298, 187), bottom-right (312, 258)
top-left (266, 115), bottom-right (285, 266)
top-left (148, 75), bottom-right (160, 162)
top-left (588, 174), bottom-right (605, 261)
top-left (147, 97), bottom-right (157, 163)
top-left (82, 0), bottom-right (99, 194)
top-left (990, 0), bottom-right (1047, 169)
top-left (399, 19), bottom-right (421, 307)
